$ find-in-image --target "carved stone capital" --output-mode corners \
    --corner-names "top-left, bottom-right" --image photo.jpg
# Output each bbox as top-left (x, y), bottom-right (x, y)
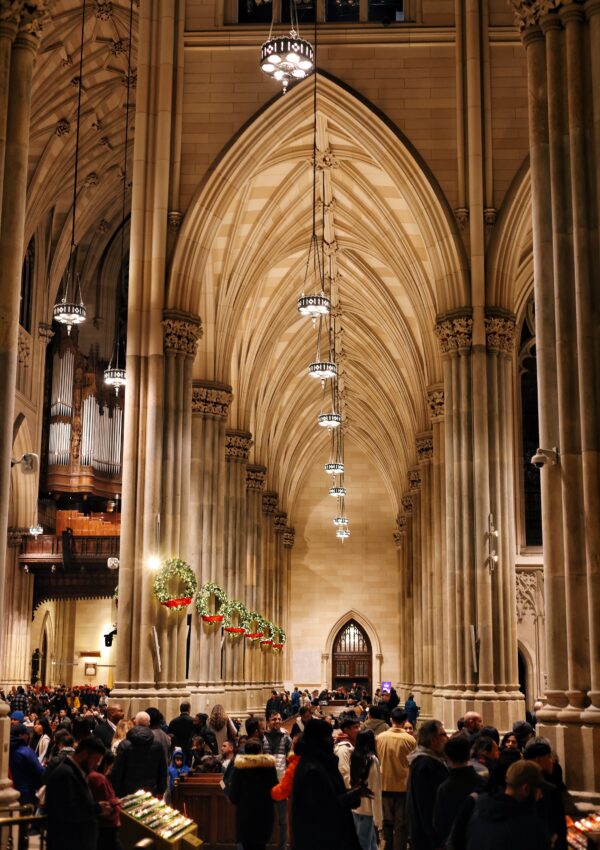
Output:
top-left (484, 207), bottom-right (497, 228)
top-left (38, 322), bottom-right (54, 345)
top-left (168, 211), bottom-right (183, 232)
top-left (393, 530), bottom-right (402, 548)
top-left (7, 526), bottom-right (26, 547)
top-left (84, 172), bottom-right (100, 189)
top-left (397, 515), bottom-right (407, 533)
top-left (315, 147), bottom-right (339, 170)
top-left (262, 491), bottom-right (278, 516)
top-left (408, 468), bottom-right (421, 490)
top-left (18, 1), bottom-right (50, 36)
top-left (283, 526), bottom-right (295, 549)
top-left (509, 0), bottom-right (565, 31)
top-left (427, 384), bottom-right (445, 422)
top-left (401, 495), bottom-right (413, 513)
top-left (18, 326), bottom-right (31, 367)
top-left (162, 309), bottom-right (203, 357)
top-left (55, 118), bottom-right (70, 136)
top-left (434, 311), bottom-right (473, 355)
top-left (225, 429), bottom-right (252, 461)
top-left (0, 2), bottom-right (21, 28)
top-left (454, 207), bottom-right (469, 230)
top-left (95, 0), bottom-right (113, 20)
top-left (416, 432), bottom-right (433, 463)
top-left (192, 380), bottom-right (232, 418)
top-left (274, 512), bottom-right (287, 534)
top-left (485, 309), bottom-right (517, 355)
top-left (246, 464), bottom-right (267, 491)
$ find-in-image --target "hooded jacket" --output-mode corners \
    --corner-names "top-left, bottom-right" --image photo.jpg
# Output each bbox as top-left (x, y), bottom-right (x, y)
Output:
top-left (111, 724), bottom-right (167, 797)
top-left (464, 791), bottom-right (551, 850)
top-left (228, 753), bottom-right (278, 844)
top-left (9, 735), bottom-right (43, 804)
top-left (168, 748), bottom-right (191, 791)
top-left (364, 717), bottom-right (390, 737)
top-left (406, 747), bottom-right (449, 850)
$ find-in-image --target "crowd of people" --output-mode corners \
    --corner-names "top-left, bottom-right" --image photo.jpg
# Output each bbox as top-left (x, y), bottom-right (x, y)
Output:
top-left (3, 683), bottom-right (570, 850)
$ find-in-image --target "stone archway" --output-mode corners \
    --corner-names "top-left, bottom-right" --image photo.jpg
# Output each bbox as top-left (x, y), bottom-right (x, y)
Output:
top-left (322, 610), bottom-right (383, 693)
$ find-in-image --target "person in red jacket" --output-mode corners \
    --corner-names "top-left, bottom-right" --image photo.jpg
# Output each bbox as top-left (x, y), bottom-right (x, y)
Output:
top-left (88, 750), bottom-right (122, 850)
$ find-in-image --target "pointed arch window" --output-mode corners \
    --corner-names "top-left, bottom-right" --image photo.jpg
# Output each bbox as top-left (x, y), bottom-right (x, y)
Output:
top-left (518, 296), bottom-right (542, 548)
top-left (332, 619), bottom-right (372, 691)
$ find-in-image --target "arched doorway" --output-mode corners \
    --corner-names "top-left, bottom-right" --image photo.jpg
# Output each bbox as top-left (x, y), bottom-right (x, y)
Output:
top-left (332, 619), bottom-right (372, 696)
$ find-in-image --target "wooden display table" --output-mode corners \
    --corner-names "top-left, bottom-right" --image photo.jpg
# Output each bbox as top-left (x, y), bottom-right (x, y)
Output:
top-left (119, 790), bottom-right (203, 850)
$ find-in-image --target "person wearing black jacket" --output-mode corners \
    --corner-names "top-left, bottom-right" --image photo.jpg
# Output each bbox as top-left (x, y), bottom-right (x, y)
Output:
top-left (524, 738), bottom-right (568, 850)
top-left (167, 702), bottom-right (195, 762)
top-left (406, 720), bottom-right (449, 850)
top-left (229, 740), bottom-right (278, 850)
top-left (94, 704), bottom-right (124, 750)
top-left (111, 711), bottom-right (167, 797)
top-left (291, 719), bottom-right (369, 850)
top-left (45, 736), bottom-right (110, 850)
top-left (433, 734), bottom-right (483, 847)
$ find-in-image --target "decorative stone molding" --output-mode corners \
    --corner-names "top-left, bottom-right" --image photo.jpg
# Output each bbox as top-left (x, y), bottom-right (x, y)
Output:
top-left (485, 309), bottom-right (517, 355)
top-left (262, 491), bottom-right (278, 516)
top-left (100, 136), bottom-right (112, 150)
top-left (94, 0), bottom-right (113, 20)
top-left (38, 322), bottom-right (54, 345)
top-left (427, 385), bottom-right (445, 422)
top-left (110, 38), bottom-right (127, 56)
top-left (323, 240), bottom-right (338, 257)
top-left (283, 526), bottom-right (295, 549)
top-left (0, 2), bottom-right (21, 26)
top-left (401, 495), bottom-right (413, 513)
top-left (225, 429), bottom-right (252, 461)
top-left (18, 326), bottom-right (31, 367)
top-left (121, 71), bottom-right (137, 88)
top-left (484, 207), bottom-right (497, 228)
top-left (168, 211), bottom-right (183, 232)
top-left (393, 531), bottom-right (402, 548)
top-left (408, 468), bottom-right (421, 490)
top-left (516, 569), bottom-right (544, 623)
top-left (84, 172), bottom-right (100, 188)
top-left (55, 118), bottom-right (70, 136)
top-left (510, 0), bottom-right (565, 31)
top-left (397, 515), bottom-right (407, 532)
top-left (274, 512), bottom-right (287, 534)
top-left (416, 432), bottom-right (433, 462)
top-left (7, 527), bottom-right (26, 548)
top-left (315, 147), bottom-right (339, 170)
top-left (192, 380), bottom-right (232, 418)
top-left (454, 207), bottom-right (469, 230)
top-left (162, 309), bottom-right (203, 357)
top-left (97, 219), bottom-right (110, 234)
top-left (434, 311), bottom-right (473, 355)
top-left (18, 1), bottom-right (50, 34)
top-left (246, 464), bottom-right (267, 491)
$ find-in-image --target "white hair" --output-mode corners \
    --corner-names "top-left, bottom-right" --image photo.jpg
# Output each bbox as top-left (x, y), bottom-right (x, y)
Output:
top-left (134, 711), bottom-right (151, 727)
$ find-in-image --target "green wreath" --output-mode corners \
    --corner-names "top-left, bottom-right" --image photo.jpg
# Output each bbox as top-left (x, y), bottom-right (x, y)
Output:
top-left (270, 623), bottom-right (286, 648)
top-left (242, 609), bottom-right (266, 640)
top-left (195, 581), bottom-right (229, 623)
top-left (223, 598), bottom-right (248, 634)
top-left (152, 558), bottom-right (197, 611)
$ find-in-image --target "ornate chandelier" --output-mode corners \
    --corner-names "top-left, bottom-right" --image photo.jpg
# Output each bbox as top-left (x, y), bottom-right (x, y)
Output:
top-left (329, 485), bottom-right (346, 497)
top-left (53, 0), bottom-right (87, 335)
top-left (260, 2), bottom-right (314, 94)
top-left (318, 412), bottom-right (342, 428)
top-left (336, 527), bottom-right (350, 540)
top-left (325, 461), bottom-right (344, 476)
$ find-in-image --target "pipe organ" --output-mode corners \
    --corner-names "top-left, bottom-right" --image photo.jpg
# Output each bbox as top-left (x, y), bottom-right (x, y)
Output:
top-left (46, 328), bottom-right (123, 497)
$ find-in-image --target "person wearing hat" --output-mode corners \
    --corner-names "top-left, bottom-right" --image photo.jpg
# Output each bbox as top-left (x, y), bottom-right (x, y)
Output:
top-left (512, 720), bottom-right (535, 751)
top-left (524, 737), bottom-right (567, 850)
top-left (451, 760), bottom-right (553, 850)
top-left (9, 723), bottom-right (43, 805)
top-left (10, 710), bottom-right (25, 727)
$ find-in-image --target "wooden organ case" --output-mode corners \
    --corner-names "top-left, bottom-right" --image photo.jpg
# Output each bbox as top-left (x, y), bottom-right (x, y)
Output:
top-left (44, 327), bottom-right (124, 498)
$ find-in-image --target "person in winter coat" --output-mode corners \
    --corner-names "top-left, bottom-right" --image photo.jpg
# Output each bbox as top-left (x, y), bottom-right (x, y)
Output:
top-left (111, 711), bottom-right (167, 797)
top-left (262, 711), bottom-right (293, 850)
top-left (228, 740), bottom-right (278, 850)
top-left (291, 719), bottom-right (369, 850)
top-left (403, 695), bottom-right (419, 726)
top-left (168, 747), bottom-right (191, 793)
top-left (406, 719), bottom-right (449, 850)
top-left (167, 702), bottom-right (195, 763)
top-left (377, 707), bottom-right (417, 850)
top-left (363, 705), bottom-right (389, 737)
top-left (9, 724), bottom-right (43, 805)
top-left (350, 729), bottom-right (383, 850)
top-left (31, 717), bottom-right (52, 765)
top-left (88, 750), bottom-right (122, 850)
top-left (433, 734), bottom-right (484, 847)
top-left (334, 715), bottom-right (361, 789)
top-left (524, 738), bottom-right (568, 850)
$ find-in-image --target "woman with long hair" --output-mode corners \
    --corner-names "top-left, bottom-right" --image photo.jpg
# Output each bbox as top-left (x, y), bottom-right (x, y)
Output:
top-left (111, 719), bottom-right (132, 754)
top-left (349, 728), bottom-right (382, 850)
top-left (31, 717), bottom-right (53, 765)
top-left (207, 704), bottom-right (237, 750)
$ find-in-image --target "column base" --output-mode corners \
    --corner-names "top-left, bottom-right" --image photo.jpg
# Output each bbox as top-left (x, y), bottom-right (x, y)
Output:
top-left (109, 685), bottom-right (191, 718)
top-left (538, 718), bottom-right (600, 798)
top-left (0, 701), bottom-right (19, 809)
top-left (188, 684), bottom-right (226, 714)
top-left (432, 687), bottom-right (525, 732)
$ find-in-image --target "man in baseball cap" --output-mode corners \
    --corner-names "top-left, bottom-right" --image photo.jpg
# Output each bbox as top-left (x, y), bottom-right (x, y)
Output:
top-left (524, 738), bottom-right (567, 850)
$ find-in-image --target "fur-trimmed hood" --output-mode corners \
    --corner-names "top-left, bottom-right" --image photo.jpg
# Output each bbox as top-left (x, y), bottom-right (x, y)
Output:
top-left (234, 753), bottom-right (277, 770)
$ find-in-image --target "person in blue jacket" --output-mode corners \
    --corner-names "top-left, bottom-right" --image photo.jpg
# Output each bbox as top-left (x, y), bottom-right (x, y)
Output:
top-left (9, 724), bottom-right (43, 805)
top-left (168, 747), bottom-right (191, 793)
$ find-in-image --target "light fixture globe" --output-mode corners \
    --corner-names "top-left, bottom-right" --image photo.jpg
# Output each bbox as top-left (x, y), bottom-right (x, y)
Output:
top-left (329, 485), bottom-right (346, 497)
top-left (309, 361), bottom-right (337, 380)
top-left (104, 366), bottom-right (126, 396)
top-left (336, 527), bottom-right (351, 539)
top-left (333, 516), bottom-right (349, 527)
top-left (298, 293), bottom-right (331, 318)
top-left (324, 461), bottom-right (344, 476)
top-left (318, 412), bottom-right (342, 429)
top-left (260, 32), bottom-right (314, 93)
top-left (29, 524), bottom-right (43, 538)
top-left (53, 300), bottom-right (86, 335)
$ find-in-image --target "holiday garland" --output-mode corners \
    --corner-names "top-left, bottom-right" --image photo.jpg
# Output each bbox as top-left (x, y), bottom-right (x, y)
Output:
top-left (223, 599), bottom-right (248, 634)
top-left (152, 558), bottom-right (197, 611)
top-left (269, 623), bottom-right (286, 649)
top-left (242, 609), bottom-right (266, 640)
top-left (195, 581), bottom-right (228, 623)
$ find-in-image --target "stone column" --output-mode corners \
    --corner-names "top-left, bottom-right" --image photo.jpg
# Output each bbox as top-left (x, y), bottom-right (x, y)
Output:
top-left (400, 495), bottom-right (415, 692)
top-left (427, 386), bottom-right (447, 718)
top-left (260, 491), bottom-right (277, 701)
top-left (416, 437), bottom-right (435, 717)
top-left (272, 511), bottom-right (287, 688)
top-left (1, 529), bottom-right (33, 686)
top-left (188, 381), bottom-right (232, 713)
top-left (406, 471), bottom-right (424, 708)
top-left (0, 11), bottom-right (42, 680)
top-left (0, 4), bottom-right (19, 217)
top-left (393, 519), bottom-right (409, 694)
top-left (244, 464), bottom-right (266, 710)
top-left (223, 429), bottom-right (252, 713)
top-left (282, 526), bottom-right (295, 685)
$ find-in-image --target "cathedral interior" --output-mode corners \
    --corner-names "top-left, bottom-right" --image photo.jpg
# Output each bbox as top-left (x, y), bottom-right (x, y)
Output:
top-left (0, 0), bottom-right (599, 804)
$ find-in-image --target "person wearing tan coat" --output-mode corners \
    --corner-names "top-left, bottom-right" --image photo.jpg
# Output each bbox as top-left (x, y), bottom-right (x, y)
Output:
top-left (376, 707), bottom-right (417, 850)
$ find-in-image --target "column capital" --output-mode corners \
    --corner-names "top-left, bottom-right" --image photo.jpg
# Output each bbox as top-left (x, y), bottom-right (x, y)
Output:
top-left (408, 467), bottom-right (421, 490)
top-left (427, 384), bottom-right (445, 422)
top-left (401, 494), bottom-right (413, 513)
top-left (274, 512), bottom-right (287, 534)
top-left (246, 464), bottom-right (267, 491)
top-left (434, 309), bottom-right (473, 355)
top-left (509, 0), bottom-right (565, 32)
top-left (587, 0), bottom-right (600, 19)
top-left (485, 308), bottom-right (517, 355)
top-left (416, 431), bottom-right (433, 463)
top-left (283, 526), bottom-right (295, 549)
top-left (162, 309), bottom-right (202, 357)
top-left (168, 211), bottom-right (183, 232)
top-left (225, 429), bottom-right (252, 461)
top-left (38, 322), bottom-right (54, 345)
top-left (17, 1), bottom-right (50, 42)
top-left (262, 491), bottom-right (278, 515)
top-left (393, 530), bottom-right (402, 548)
top-left (192, 380), bottom-right (232, 418)
top-left (0, 2), bottom-right (20, 36)
top-left (7, 526), bottom-right (25, 547)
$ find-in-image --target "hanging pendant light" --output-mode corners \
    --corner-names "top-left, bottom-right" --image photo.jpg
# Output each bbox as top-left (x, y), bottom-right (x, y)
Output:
top-left (324, 461), bottom-right (344, 476)
top-left (336, 527), bottom-right (350, 540)
top-left (260, 1), bottom-right (314, 94)
top-left (333, 515), bottom-right (348, 526)
top-left (318, 412), bottom-right (342, 428)
top-left (53, 0), bottom-right (87, 335)
top-left (105, 0), bottom-right (134, 396)
top-left (329, 485), bottom-right (346, 497)
top-left (309, 360), bottom-right (336, 380)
